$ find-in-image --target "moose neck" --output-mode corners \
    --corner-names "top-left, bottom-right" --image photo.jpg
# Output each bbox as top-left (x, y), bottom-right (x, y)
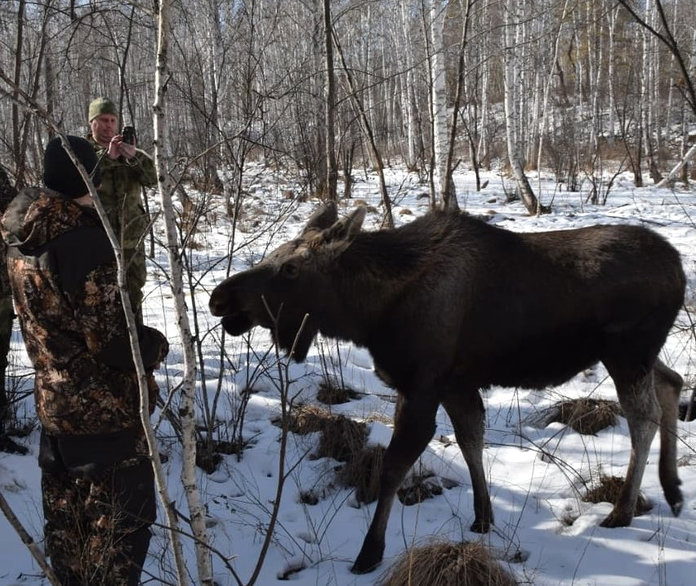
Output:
top-left (316, 227), bottom-right (427, 347)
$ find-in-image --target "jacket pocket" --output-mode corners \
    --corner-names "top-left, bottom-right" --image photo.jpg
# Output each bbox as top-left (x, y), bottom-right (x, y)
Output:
top-left (47, 426), bottom-right (142, 478)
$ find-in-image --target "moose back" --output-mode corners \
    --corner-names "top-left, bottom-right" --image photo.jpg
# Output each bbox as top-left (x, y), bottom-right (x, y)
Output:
top-left (209, 203), bottom-right (685, 574)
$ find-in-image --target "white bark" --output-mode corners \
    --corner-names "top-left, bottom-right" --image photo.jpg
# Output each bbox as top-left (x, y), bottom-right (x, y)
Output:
top-left (154, 1), bottom-right (212, 584)
top-left (400, 0), bottom-right (418, 169)
top-left (607, 5), bottom-right (618, 143)
top-left (536, 0), bottom-right (571, 184)
top-left (656, 143), bottom-right (696, 187)
top-left (503, 0), bottom-right (538, 213)
top-left (429, 0), bottom-right (449, 206)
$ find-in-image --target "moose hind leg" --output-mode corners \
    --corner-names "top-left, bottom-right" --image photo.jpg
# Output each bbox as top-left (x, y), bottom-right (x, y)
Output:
top-left (653, 359), bottom-right (684, 516)
top-left (351, 394), bottom-right (439, 574)
top-left (442, 390), bottom-right (493, 533)
top-left (601, 366), bottom-right (660, 528)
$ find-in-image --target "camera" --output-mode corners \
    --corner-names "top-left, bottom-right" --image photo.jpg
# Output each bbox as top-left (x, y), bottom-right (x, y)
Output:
top-left (121, 126), bottom-right (136, 145)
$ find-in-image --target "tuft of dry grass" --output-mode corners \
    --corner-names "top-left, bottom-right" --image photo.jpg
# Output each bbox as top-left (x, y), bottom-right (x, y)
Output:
top-left (533, 398), bottom-right (621, 435)
top-left (583, 475), bottom-right (652, 516)
top-left (337, 445), bottom-right (385, 503)
top-left (273, 404), bottom-right (368, 462)
top-left (316, 381), bottom-right (360, 405)
top-left (379, 540), bottom-right (518, 586)
top-left (315, 415), bottom-right (367, 462)
top-left (275, 404), bottom-right (330, 435)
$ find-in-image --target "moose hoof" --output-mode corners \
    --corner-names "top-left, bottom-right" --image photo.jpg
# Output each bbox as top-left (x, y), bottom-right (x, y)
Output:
top-left (663, 485), bottom-right (683, 517)
top-left (668, 498), bottom-right (683, 517)
top-left (351, 556), bottom-right (381, 575)
top-left (470, 519), bottom-right (492, 533)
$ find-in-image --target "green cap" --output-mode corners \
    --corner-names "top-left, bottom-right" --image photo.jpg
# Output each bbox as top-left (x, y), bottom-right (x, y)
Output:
top-left (88, 97), bottom-right (117, 121)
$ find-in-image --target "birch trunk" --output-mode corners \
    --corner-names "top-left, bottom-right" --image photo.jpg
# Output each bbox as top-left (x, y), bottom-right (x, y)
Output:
top-left (400, 0), bottom-right (418, 170)
top-left (333, 30), bottom-right (394, 227)
top-left (607, 5), bottom-right (618, 144)
top-left (503, 0), bottom-right (540, 214)
top-left (429, 0), bottom-right (452, 208)
top-left (153, 1), bottom-right (212, 584)
top-left (323, 0), bottom-right (338, 201)
top-left (656, 143), bottom-right (696, 187)
top-left (441, 0), bottom-right (473, 211)
top-left (536, 0), bottom-right (571, 191)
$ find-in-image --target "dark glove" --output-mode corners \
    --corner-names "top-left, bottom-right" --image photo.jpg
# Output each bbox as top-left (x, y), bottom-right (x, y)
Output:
top-left (139, 325), bottom-right (169, 370)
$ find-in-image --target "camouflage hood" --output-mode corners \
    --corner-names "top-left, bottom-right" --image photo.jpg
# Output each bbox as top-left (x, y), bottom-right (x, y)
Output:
top-left (1, 187), bottom-right (100, 253)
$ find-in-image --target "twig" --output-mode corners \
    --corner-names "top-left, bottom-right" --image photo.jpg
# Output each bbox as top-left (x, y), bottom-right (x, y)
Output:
top-left (0, 489), bottom-right (61, 585)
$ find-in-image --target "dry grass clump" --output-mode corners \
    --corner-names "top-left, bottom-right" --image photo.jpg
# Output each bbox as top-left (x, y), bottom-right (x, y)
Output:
top-left (317, 381), bottom-right (360, 405)
top-left (315, 414), bottom-right (368, 462)
top-left (538, 398), bottom-right (621, 434)
top-left (379, 540), bottom-right (518, 586)
top-left (273, 404), bottom-right (368, 462)
top-left (337, 445), bottom-right (385, 503)
top-left (280, 404), bottom-right (331, 435)
top-left (583, 475), bottom-right (652, 516)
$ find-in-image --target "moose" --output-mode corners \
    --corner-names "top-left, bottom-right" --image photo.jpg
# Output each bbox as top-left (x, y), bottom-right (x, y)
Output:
top-left (209, 202), bottom-right (685, 574)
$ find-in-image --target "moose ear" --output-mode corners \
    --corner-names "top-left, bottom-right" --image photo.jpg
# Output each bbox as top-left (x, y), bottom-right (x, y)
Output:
top-left (301, 201), bottom-right (338, 235)
top-left (322, 206), bottom-right (366, 245)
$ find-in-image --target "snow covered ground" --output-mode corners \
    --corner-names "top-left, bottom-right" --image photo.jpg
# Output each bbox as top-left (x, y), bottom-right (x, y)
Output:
top-left (1, 166), bottom-right (695, 585)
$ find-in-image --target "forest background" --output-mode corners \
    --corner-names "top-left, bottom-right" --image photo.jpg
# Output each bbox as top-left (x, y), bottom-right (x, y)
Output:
top-left (2, 0), bottom-right (696, 210)
top-left (1, 1), bottom-right (696, 585)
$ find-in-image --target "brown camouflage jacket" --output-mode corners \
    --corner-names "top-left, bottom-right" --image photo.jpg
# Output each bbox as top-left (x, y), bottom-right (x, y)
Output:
top-left (0, 187), bottom-right (167, 436)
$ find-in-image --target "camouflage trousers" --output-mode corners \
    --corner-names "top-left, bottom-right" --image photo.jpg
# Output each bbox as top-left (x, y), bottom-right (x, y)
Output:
top-left (125, 246), bottom-right (146, 321)
top-left (39, 430), bottom-right (155, 586)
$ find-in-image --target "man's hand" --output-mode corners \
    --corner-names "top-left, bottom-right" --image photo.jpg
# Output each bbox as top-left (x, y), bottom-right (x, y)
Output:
top-left (107, 135), bottom-right (137, 160)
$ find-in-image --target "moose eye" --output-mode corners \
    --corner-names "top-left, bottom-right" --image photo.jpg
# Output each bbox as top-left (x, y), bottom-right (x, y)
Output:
top-left (280, 261), bottom-right (300, 279)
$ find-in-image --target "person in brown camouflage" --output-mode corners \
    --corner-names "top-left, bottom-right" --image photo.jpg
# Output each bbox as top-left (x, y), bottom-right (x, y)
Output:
top-left (0, 165), bottom-right (17, 438)
top-left (87, 97), bottom-right (157, 318)
top-left (1, 136), bottom-right (168, 585)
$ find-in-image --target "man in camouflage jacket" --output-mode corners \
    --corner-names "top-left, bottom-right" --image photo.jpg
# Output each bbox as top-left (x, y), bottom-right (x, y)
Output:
top-left (1, 136), bottom-right (168, 585)
top-left (87, 97), bottom-right (157, 317)
top-left (0, 166), bottom-right (16, 432)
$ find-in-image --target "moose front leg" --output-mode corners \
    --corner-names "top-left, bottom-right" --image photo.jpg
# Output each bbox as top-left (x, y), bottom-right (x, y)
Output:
top-left (351, 393), bottom-right (439, 574)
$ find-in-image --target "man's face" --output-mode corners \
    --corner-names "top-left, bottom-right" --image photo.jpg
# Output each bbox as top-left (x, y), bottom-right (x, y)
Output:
top-left (90, 113), bottom-right (118, 146)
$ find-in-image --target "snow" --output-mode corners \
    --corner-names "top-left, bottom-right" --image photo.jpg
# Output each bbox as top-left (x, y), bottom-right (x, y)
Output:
top-left (1, 166), bottom-right (695, 585)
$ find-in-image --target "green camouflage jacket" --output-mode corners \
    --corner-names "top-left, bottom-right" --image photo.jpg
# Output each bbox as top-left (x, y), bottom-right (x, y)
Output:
top-left (0, 188), bottom-right (167, 435)
top-left (88, 136), bottom-right (157, 251)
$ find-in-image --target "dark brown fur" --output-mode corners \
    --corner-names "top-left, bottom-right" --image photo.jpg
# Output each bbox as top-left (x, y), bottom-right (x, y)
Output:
top-left (209, 203), bottom-right (685, 574)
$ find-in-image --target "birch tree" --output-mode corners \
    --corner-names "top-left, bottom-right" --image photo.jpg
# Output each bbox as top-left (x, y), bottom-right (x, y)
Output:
top-left (617, 0), bottom-right (696, 186)
top-left (535, 0), bottom-right (572, 190)
top-left (153, 1), bottom-right (212, 583)
top-left (399, 1), bottom-right (420, 171)
top-left (428, 0), bottom-right (453, 208)
top-left (503, 0), bottom-right (541, 214)
top-left (440, 0), bottom-right (475, 211)
top-left (333, 20), bottom-right (395, 227)
top-left (323, 0), bottom-right (338, 201)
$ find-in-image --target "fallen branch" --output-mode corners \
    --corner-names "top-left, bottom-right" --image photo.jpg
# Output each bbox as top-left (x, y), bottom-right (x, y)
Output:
top-left (656, 143), bottom-right (696, 188)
